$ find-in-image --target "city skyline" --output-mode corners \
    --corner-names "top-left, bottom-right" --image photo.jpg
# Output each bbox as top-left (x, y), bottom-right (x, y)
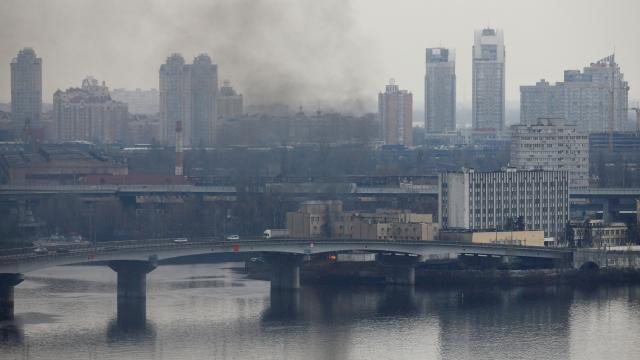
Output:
top-left (2, 2), bottom-right (640, 359)
top-left (1, 0), bottom-right (639, 112)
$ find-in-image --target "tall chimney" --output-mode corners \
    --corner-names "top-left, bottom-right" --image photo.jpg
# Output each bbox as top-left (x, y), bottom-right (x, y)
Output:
top-left (175, 120), bottom-right (184, 176)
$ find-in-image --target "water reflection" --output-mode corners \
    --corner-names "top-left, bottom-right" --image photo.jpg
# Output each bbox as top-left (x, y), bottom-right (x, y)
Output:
top-left (106, 318), bottom-right (156, 344)
top-left (378, 285), bottom-right (418, 316)
top-left (435, 286), bottom-right (573, 359)
top-left (261, 289), bottom-right (301, 321)
top-left (0, 323), bottom-right (23, 344)
top-left (115, 301), bottom-right (148, 329)
top-left (1, 264), bottom-right (639, 360)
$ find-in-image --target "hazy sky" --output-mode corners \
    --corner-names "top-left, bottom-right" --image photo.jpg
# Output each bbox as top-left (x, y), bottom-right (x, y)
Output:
top-left (1, 0), bottom-right (639, 113)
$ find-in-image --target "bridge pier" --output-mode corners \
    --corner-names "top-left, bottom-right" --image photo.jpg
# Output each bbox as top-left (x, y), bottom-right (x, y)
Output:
top-left (377, 254), bottom-right (421, 286)
top-left (109, 260), bottom-right (156, 326)
top-left (263, 253), bottom-right (303, 291)
top-left (0, 273), bottom-right (24, 321)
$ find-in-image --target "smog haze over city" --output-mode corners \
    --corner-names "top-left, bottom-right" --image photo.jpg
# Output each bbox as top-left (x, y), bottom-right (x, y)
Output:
top-left (1, 0), bottom-right (640, 112)
top-left (1, 1), bottom-right (640, 360)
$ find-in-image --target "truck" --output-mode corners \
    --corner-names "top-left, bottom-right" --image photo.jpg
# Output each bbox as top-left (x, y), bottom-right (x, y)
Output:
top-left (263, 229), bottom-right (288, 239)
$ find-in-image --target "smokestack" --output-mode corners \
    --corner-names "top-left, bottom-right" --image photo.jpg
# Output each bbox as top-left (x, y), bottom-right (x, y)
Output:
top-left (175, 120), bottom-right (184, 176)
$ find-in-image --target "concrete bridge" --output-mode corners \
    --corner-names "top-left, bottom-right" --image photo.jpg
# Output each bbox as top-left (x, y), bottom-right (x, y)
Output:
top-left (0, 238), bottom-right (571, 323)
top-left (2, 185), bottom-right (638, 220)
top-left (573, 248), bottom-right (640, 270)
top-left (3, 184), bottom-right (640, 199)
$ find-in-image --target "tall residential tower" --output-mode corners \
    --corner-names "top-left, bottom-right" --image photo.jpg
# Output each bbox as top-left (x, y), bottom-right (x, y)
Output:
top-left (159, 53), bottom-right (186, 146)
top-left (379, 80), bottom-right (412, 146)
top-left (10, 48), bottom-right (42, 134)
top-left (472, 28), bottom-right (505, 131)
top-left (159, 53), bottom-right (218, 147)
top-left (425, 48), bottom-right (456, 134)
top-left (184, 54), bottom-right (218, 146)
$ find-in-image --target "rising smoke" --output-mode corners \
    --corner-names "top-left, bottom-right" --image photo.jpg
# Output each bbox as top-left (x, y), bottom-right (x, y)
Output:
top-left (0, 0), bottom-right (380, 114)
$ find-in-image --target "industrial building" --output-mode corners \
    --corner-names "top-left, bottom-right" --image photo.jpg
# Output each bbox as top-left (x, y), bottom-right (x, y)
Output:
top-left (0, 144), bottom-right (128, 185)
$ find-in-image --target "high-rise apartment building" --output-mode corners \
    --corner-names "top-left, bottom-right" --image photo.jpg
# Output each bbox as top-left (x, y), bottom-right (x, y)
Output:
top-left (184, 54), bottom-right (218, 146)
top-left (217, 80), bottom-right (243, 121)
top-left (439, 168), bottom-right (569, 239)
top-left (111, 88), bottom-right (159, 115)
top-left (520, 80), bottom-right (565, 124)
top-left (510, 119), bottom-right (589, 187)
top-left (10, 48), bottom-right (42, 134)
top-left (53, 77), bottom-right (128, 143)
top-left (472, 28), bottom-right (505, 131)
top-left (379, 80), bottom-right (412, 146)
top-left (159, 53), bottom-right (218, 147)
top-left (580, 54), bottom-right (629, 131)
top-left (520, 55), bottom-right (629, 133)
top-left (425, 48), bottom-right (456, 133)
top-left (159, 54), bottom-right (185, 146)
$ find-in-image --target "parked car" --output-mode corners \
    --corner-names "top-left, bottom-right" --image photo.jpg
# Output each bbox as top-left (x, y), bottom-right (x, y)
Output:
top-left (226, 235), bottom-right (240, 241)
top-left (173, 238), bottom-right (189, 243)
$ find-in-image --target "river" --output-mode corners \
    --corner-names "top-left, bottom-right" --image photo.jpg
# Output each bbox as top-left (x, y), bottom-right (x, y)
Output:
top-left (1, 263), bottom-right (639, 360)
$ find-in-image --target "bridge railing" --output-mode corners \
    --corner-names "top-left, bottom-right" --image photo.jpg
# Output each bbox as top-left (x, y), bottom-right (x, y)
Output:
top-left (0, 237), bottom-right (573, 264)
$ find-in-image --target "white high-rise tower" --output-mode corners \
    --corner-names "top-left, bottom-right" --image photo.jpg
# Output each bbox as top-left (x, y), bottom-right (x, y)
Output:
top-left (472, 28), bottom-right (505, 131)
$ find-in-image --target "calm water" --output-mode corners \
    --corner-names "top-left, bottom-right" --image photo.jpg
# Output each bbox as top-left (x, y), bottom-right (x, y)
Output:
top-left (1, 263), bottom-right (640, 360)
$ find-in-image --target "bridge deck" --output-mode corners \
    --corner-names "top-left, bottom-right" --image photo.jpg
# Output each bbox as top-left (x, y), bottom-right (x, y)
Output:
top-left (0, 239), bottom-right (571, 274)
top-left (2, 184), bottom-right (640, 197)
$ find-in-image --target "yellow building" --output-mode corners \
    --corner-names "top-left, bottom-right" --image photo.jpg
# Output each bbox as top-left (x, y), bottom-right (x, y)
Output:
top-left (572, 220), bottom-right (628, 248)
top-left (439, 230), bottom-right (545, 247)
top-left (286, 200), bottom-right (343, 239)
top-left (286, 202), bottom-right (438, 240)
